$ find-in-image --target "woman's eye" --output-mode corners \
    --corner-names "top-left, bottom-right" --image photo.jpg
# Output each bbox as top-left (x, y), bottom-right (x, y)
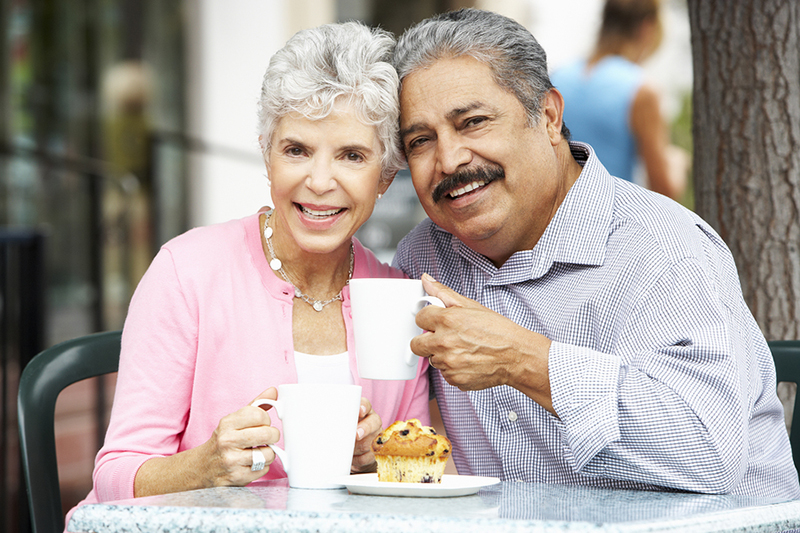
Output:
top-left (286, 146), bottom-right (304, 156)
top-left (345, 152), bottom-right (364, 162)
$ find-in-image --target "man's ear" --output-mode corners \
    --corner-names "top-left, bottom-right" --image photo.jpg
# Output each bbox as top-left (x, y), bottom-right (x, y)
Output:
top-left (543, 88), bottom-right (566, 146)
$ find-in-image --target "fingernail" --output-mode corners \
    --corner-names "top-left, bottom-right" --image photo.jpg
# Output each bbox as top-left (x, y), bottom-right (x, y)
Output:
top-left (357, 427), bottom-right (365, 439)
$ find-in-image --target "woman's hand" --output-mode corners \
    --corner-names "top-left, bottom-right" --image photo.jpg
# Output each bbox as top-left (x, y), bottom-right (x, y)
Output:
top-left (133, 387), bottom-right (281, 497)
top-left (351, 397), bottom-right (381, 473)
top-left (204, 387), bottom-right (282, 485)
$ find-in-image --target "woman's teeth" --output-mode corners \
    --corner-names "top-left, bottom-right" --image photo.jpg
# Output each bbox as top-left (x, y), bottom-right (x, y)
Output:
top-left (300, 206), bottom-right (343, 218)
top-left (449, 180), bottom-right (487, 199)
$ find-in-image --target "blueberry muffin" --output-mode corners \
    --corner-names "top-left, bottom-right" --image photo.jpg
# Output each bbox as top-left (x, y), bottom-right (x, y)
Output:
top-left (372, 418), bottom-right (451, 483)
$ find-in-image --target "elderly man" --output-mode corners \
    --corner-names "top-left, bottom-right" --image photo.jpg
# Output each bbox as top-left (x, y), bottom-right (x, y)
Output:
top-left (393, 8), bottom-right (799, 497)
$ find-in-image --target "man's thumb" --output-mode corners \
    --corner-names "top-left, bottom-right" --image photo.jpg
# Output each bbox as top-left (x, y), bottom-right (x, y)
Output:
top-left (421, 273), bottom-right (467, 308)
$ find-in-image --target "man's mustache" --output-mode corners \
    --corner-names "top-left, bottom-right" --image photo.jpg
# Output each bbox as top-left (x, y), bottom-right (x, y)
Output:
top-left (432, 164), bottom-right (505, 203)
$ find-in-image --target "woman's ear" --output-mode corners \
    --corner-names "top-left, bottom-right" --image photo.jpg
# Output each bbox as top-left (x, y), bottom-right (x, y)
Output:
top-left (260, 135), bottom-right (272, 184)
top-left (378, 171), bottom-right (398, 196)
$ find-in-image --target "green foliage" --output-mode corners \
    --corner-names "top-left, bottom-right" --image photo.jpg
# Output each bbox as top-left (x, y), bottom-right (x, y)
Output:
top-left (671, 91), bottom-right (694, 211)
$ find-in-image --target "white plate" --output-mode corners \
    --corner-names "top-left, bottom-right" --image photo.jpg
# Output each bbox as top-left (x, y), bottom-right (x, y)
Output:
top-left (341, 474), bottom-right (500, 498)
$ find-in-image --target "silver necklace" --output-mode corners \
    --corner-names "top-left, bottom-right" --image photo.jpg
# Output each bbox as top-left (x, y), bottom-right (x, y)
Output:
top-left (263, 212), bottom-right (354, 312)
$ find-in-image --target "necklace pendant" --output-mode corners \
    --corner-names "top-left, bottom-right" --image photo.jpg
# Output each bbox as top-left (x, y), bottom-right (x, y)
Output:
top-left (263, 212), bottom-right (352, 314)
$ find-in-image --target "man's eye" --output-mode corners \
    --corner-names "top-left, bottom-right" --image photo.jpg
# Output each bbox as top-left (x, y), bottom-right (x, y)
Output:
top-left (407, 137), bottom-right (428, 151)
top-left (465, 116), bottom-right (486, 127)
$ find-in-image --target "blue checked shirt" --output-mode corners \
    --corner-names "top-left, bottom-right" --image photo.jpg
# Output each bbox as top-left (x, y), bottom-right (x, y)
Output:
top-left (394, 142), bottom-right (800, 498)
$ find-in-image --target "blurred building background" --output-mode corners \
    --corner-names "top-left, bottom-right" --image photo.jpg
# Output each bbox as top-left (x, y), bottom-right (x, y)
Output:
top-left (0, 0), bottom-right (691, 530)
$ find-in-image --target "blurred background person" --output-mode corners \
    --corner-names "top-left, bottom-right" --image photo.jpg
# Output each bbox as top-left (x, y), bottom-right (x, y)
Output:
top-left (551, 0), bottom-right (689, 201)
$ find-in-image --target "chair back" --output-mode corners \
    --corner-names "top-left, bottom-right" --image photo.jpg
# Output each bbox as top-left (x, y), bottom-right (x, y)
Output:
top-left (17, 330), bottom-right (121, 533)
top-left (768, 340), bottom-right (800, 475)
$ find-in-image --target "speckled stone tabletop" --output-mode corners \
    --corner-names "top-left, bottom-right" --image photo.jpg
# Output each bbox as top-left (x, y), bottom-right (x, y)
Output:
top-left (68, 478), bottom-right (800, 533)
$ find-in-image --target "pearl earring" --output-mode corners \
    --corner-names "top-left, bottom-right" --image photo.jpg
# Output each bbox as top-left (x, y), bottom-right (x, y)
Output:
top-left (377, 193), bottom-right (383, 200)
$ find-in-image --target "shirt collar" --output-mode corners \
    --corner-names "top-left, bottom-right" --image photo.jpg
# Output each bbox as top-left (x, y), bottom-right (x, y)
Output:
top-left (537, 141), bottom-right (614, 269)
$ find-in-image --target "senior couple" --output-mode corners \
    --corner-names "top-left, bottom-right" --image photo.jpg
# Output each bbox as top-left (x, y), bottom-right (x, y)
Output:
top-left (73, 8), bottom-right (798, 515)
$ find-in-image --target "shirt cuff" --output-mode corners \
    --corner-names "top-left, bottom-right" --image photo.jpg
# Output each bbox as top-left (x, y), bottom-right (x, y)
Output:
top-left (549, 341), bottom-right (622, 471)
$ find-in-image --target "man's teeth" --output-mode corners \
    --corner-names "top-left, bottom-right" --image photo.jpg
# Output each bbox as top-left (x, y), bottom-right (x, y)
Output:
top-left (448, 180), bottom-right (487, 199)
top-left (300, 206), bottom-right (343, 217)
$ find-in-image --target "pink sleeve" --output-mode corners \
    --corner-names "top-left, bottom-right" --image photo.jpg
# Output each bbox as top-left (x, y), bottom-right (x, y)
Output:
top-left (91, 247), bottom-right (199, 502)
top-left (400, 358), bottom-right (432, 425)
top-left (351, 238), bottom-right (407, 280)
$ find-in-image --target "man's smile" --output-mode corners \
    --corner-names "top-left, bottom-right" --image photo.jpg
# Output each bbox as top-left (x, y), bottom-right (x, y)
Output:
top-left (432, 164), bottom-right (505, 203)
top-left (448, 180), bottom-right (487, 199)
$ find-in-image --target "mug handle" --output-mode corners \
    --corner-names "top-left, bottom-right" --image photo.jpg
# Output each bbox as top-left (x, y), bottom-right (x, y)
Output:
top-left (252, 398), bottom-right (282, 418)
top-left (406, 296), bottom-right (446, 366)
top-left (266, 444), bottom-right (288, 473)
top-left (418, 295), bottom-right (445, 310)
top-left (251, 399), bottom-right (289, 473)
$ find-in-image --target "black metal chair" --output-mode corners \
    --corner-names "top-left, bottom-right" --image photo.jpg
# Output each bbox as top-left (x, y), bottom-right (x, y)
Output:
top-left (768, 340), bottom-right (800, 475)
top-left (18, 330), bottom-right (121, 533)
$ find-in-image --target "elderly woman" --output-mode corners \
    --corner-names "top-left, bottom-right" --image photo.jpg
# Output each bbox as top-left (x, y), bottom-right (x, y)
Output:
top-left (69, 21), bottom-right (429, 512)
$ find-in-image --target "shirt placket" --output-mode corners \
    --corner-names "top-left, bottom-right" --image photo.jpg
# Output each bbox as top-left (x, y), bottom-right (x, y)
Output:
top-left (491, 386), bottom-right (530, 482)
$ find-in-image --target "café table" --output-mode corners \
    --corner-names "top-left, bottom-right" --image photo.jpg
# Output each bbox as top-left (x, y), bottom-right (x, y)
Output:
top-left (68, 477), bottom-right (800, 533)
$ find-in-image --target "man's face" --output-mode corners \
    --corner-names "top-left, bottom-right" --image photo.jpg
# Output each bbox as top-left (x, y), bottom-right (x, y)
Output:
top-left (399, 55), bottom-right (566, 265)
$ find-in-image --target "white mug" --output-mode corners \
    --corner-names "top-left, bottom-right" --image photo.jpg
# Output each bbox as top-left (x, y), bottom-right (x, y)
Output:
top-left (252, 383), bottom-right (362, 489)
top-left (349, 278), bottom-right (444, 380)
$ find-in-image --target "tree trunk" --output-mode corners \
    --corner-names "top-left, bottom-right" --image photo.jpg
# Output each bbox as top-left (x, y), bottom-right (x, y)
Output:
top-left (688, 0), bottom-right (800, 428)
top-left (689, 0), bottom-right (800, 339)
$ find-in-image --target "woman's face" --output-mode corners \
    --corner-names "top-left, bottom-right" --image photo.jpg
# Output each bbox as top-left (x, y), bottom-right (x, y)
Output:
top-left (266, 102), bottom-right (390, 257)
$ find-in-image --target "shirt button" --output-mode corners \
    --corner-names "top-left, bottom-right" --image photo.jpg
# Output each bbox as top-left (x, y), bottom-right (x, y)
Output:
top-left (508, 411), bottom-right (518, 422)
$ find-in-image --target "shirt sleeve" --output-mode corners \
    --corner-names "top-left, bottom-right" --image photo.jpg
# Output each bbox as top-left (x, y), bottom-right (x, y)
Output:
top-left (91, 246), bottom-right (198, 502)
top-left (549, 252), bottom-right (755, 493)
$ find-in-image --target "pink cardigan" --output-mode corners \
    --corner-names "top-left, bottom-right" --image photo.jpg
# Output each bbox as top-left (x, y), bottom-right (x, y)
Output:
top-left (70, 212), bottom-right (430, 513)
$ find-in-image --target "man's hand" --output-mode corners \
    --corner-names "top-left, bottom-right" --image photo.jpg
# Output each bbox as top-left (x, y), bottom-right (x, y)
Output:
top-left (412, 274), bottom-right (555, 414)
top-left (351, 397), bottom-right (380, 473)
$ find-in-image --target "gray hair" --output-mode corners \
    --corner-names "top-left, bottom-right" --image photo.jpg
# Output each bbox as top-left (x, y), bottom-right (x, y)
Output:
top-left (258, 22), bottom-right (404, 183)
top-left (394, 8), bottom-right (569, 138)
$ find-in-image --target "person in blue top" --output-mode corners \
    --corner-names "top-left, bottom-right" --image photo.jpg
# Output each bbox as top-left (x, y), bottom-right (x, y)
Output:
top-left (551, 0), bottom-right (687, 200)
